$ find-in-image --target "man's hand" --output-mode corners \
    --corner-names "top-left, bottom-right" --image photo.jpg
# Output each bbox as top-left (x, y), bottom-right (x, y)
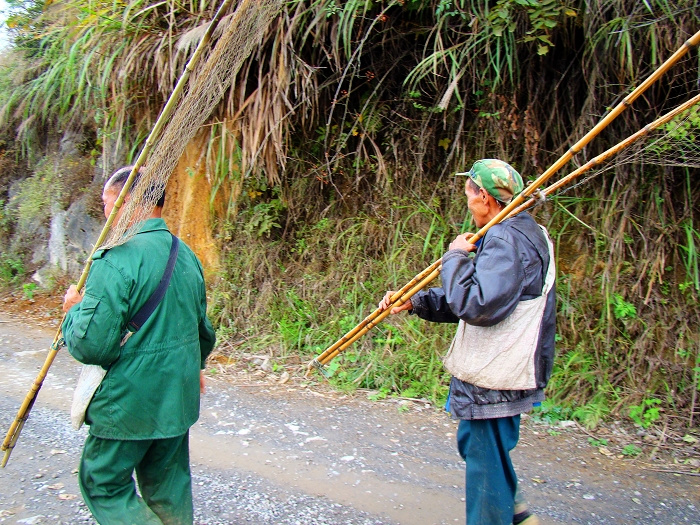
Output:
top-left (449, 233), bottom-right (478, 253)
top-left (62, 285), bottom-right (83, 312)
top-left (200, 370), bottom-right (206, 394)
top-left (378, 290), bottom-right (412, 315)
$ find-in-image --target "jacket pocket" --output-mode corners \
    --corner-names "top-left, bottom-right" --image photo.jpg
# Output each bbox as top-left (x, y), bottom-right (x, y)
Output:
top-left (74, 293), bottom-right (100, 339)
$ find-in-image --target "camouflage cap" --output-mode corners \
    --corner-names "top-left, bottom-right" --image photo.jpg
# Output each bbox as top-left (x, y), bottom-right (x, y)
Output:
top-left (457, 159), bottom-right (524, 204)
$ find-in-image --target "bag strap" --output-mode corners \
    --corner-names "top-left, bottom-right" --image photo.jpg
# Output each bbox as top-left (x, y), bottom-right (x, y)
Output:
top-left (120, 233), bottom-right (179, 345)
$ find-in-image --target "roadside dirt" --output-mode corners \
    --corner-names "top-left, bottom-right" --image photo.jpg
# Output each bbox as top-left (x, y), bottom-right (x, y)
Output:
top-left (0, 290), bottom-right (699, 524)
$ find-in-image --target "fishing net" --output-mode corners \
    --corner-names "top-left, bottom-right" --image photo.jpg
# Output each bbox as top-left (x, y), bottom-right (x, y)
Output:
top-left (554, 100), bottom-right (700, 196)
top-left (101, 0), bottom-right (282, 249)
top-left (617, 103), bottom-right (700, 166)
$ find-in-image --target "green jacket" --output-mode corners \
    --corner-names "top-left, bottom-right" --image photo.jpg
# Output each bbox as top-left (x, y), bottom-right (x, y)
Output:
top-left (62, 218), bottom-right (216, 440)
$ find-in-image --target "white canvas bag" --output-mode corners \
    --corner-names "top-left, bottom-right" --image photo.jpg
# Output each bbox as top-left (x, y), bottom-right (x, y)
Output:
top-left (442, 226), bottom-right (555, 390)
top-left (70, 364), bottom-right (107, 430)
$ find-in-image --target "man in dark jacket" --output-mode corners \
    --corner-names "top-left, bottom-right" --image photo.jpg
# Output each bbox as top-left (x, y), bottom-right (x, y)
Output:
top-left (62, 167), bottom-right (216, 524)
top-left (380, 159), bottom-right (555, 525)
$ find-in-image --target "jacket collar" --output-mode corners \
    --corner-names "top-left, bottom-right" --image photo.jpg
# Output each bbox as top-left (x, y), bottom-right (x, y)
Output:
top-left (136, 217), bottom-right (169, 234)
top-left (92, 218), bottom-right (170, 260)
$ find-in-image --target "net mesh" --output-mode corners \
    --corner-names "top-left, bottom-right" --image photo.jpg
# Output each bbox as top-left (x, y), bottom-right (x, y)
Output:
top-left (618, 103), bottom-right (700, 168)
top-left (552, 101), bottom-right (700, 197)
top-left (101, 0), bottom-right (282, 249)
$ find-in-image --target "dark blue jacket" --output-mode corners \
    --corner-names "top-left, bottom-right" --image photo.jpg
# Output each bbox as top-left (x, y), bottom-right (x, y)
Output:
top-left (411, 212), bottom-right (556, 420)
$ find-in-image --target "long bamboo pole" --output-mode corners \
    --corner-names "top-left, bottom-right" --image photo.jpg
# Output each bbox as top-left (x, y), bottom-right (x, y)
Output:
top-left (1, 0), bottom-right (235, 468)
top-left (508, 93), bottom-right (700, 217)
top-left (308, 28), bottom-right (700, 373)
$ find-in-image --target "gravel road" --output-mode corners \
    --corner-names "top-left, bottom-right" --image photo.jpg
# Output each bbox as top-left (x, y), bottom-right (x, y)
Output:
top-left (0, 313), bottom-right (698, 524)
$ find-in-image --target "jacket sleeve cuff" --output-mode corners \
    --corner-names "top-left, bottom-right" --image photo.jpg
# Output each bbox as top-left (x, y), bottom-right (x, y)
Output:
top-left (442, 248), bottom-right (472, 263)
top-left (409, 290), bottom-right (428, 317)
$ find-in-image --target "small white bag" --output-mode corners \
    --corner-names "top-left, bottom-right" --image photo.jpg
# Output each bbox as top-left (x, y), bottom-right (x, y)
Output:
top-left (70, 364), bottom-right (107, 430)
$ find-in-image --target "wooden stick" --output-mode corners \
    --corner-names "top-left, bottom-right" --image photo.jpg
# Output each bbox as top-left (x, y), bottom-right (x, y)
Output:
top-left (310, 259), bottom-right (441, 366)
top-left (316, 267), bottom-right (441, 366)
top-left (1, 0), bottom-right (236, 468)
top-left (308, 28), bottom-right (700, 375)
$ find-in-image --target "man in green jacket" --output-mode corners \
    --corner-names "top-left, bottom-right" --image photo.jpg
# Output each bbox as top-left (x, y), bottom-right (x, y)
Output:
top-left (62, 166), bottom-right (216, 525)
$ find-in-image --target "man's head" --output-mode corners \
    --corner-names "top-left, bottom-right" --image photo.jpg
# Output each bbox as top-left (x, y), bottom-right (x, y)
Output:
top-left (102, 166), bottom-right (165, 220)
top-left (458, 159), bottom-right (523, 206)
top-left (458, 159), bottom-right (523, 227)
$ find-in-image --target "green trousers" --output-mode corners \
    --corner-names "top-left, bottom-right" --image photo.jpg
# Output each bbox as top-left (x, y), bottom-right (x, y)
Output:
top-left (79, 431), bottom-right (193, 525)
top-left (456, 416), bottom-right (520, 525)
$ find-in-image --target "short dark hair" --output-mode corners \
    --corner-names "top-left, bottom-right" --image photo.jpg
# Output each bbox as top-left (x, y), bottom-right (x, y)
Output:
top-left (107, 166), bottom-right (166, 208)
top-left (466, 177), bottom-right (481, 194)
top-left (467, 177), bottom-right (506, 208)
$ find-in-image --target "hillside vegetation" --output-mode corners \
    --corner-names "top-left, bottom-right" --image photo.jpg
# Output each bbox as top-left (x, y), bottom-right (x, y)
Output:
top-left (0, 0), bottom-right (699, 432)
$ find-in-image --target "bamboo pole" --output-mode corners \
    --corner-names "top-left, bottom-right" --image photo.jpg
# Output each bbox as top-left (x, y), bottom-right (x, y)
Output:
top-left (308, 28), bottom-right (700, 374)
top-left (1, 0), bottom-right (235, 469)
top-left (309, 258), bottom-right (442, 369)
top-left (314, 265), bottom-right (442, 367)
top-left (508, 93), bottom-right (700, 217)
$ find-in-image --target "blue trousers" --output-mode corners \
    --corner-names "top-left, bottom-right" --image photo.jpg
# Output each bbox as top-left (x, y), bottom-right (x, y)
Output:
top-left (456, 415), bottom-right (520, 525)
top-left (79, 431), bottom-right (193, 525)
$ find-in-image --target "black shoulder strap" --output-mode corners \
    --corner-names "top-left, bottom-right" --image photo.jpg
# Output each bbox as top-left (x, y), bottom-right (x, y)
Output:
top-left (127, 233), bottom-right (180, 333)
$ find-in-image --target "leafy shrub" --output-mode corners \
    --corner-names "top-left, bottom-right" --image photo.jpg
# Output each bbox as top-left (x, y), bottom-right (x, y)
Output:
top-left (621, 444), bottom-right (642, 457)
top-left (531, 400), bottom-right (572, 425)
top-left (0, 255), bottom-right (25, 285)
top-left (629, 398), bottom-right (662, 428)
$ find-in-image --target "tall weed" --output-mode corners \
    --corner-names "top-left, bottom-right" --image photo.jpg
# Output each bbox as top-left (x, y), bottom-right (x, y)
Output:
top-left (210, 184), bottom-right (460, 404)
